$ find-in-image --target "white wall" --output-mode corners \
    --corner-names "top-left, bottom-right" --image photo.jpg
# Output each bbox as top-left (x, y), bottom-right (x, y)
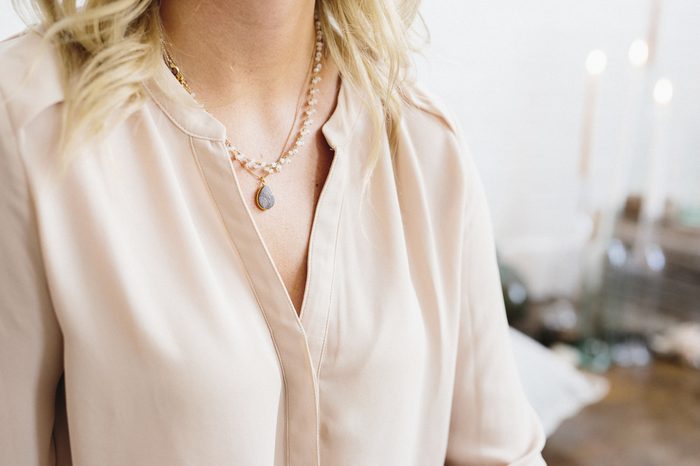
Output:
top-left (2, 1), bottom-right (698, 243)
top-left (416, 0), bottom-right (700, 241)
top-left (0, 1), bottom-right (24, 37)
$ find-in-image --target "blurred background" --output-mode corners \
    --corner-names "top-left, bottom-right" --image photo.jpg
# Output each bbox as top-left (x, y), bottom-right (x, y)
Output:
top-left (415, 1), bottom-right (700, 464)
top-left (2, 1), bottom-right (698, 464)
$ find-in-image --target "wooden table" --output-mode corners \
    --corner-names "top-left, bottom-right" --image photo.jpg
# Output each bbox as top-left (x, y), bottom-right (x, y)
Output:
top-left (542, 359), bottom-right (700, 466)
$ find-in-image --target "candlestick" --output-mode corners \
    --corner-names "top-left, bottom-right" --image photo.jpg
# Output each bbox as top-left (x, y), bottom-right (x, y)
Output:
top-left (645, 77), bottom-right (673, 222)
top-left (579, 50), bottom-right (607, 184)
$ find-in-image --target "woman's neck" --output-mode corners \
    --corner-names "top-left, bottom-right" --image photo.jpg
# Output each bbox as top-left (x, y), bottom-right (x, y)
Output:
top-left (159, 0), bottom-right (318, 109)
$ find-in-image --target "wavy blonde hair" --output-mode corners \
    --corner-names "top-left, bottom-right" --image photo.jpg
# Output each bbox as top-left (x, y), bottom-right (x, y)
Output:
top-left (13, 0), bottom-right (424, 205)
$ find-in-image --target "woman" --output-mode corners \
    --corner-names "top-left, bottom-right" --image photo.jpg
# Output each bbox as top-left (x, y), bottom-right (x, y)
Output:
top-left (0, 0), bottom-right (547, 464)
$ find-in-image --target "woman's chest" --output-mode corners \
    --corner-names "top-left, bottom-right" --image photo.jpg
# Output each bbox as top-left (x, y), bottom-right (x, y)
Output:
top-left (31, 127), bottom-right (460, 431)
top-left (236, 135), bottom-right (335, 317)
top-left (36, 121), bottom-right (459, 352)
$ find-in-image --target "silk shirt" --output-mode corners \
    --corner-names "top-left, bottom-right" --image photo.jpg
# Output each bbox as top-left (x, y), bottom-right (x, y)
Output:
top-left (0, 27), bottom-right (547, 465)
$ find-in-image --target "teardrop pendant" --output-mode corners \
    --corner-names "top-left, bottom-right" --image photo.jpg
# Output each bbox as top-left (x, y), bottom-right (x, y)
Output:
top-left (255, 182), bottom-right (275, 211)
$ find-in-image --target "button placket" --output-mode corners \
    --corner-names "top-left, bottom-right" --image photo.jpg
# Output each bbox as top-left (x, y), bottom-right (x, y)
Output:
top-left (190, 137), bottom-right (321, 466)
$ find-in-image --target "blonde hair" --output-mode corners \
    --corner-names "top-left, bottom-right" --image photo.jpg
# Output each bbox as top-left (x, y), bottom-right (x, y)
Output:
top-left (13, 0), bottom-right (425, 206)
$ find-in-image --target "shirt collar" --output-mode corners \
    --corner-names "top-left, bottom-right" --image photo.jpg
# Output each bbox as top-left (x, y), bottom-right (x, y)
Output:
top-left (4, 27), bottom-right (66, 130)
top-left (142, 53), bottom-right (363, 151)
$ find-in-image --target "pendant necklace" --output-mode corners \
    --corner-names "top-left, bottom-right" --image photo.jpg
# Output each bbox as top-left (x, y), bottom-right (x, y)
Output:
top-left (161, 14), bottom-right (325, 211)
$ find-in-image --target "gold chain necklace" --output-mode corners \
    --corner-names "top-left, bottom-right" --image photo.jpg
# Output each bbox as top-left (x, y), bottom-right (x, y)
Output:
top-left (161, 15), bottom-right (325, 211)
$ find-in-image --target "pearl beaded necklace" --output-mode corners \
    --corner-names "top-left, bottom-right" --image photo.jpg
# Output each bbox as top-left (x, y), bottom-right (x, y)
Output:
top-left (162, 15), bottom-right (325, 211)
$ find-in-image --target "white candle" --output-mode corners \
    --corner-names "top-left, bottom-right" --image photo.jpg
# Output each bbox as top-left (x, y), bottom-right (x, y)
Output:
top-left (577, 50), bottom-right (608, 289)
top-left (631, 77), bottom-right (673, 268)
top-left (608, 39), bottom-right (650, 209)
top-left (645, 77), bottom-right (673, 222)
top-left (579, 49), bottom-right (607, 182)
top-left (596, 38), bottom-right (650, 250)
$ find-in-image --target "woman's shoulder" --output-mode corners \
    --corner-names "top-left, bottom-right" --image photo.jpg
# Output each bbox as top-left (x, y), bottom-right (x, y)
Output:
top-left (0, 26), bottom-right (65, 133)
top-left (399, 80), bottom-right (462, 137)
top-left (397, 80), bottom-right (474, 178)
top-left (393, 80), bottom-right (477, 206)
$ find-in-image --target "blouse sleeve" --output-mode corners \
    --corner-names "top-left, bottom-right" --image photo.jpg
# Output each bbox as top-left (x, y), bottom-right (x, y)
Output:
top-left (444, 140), bottom-right (547, 465)
top-left (0, 89), bottom-right (65, 465)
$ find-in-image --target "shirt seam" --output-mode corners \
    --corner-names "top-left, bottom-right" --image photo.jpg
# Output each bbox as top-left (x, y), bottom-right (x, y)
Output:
top-left (142, 82), bottom-right (225, 142)
top-left (315, 192), bottom-right (345, 378)
top-left (187, 136), bottom-right (292, 465)
top-left (461, 158), bottom-right (482, 450)
top-left (0, 82), bottom-right (66, 462)
top-left (315, 101), bottom-right (359, 380)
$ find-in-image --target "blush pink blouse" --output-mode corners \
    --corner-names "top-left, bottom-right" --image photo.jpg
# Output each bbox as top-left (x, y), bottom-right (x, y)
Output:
top-left (0, 27), bottom-right (547, 465)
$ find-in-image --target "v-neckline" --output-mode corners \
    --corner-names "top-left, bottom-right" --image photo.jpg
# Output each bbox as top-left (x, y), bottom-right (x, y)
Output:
top-left (234, 115), bottom-right (345, 328)
top-left (228, 75), bottom-right (347, 329)
top-left (143, 55), bottom-right (363, 465)
top-left (242, 77), bottom-right (346, 323)
top-left (143, 54), bottom-right (362, 363)
top-left (182, 75), bottom-right (358, 368)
